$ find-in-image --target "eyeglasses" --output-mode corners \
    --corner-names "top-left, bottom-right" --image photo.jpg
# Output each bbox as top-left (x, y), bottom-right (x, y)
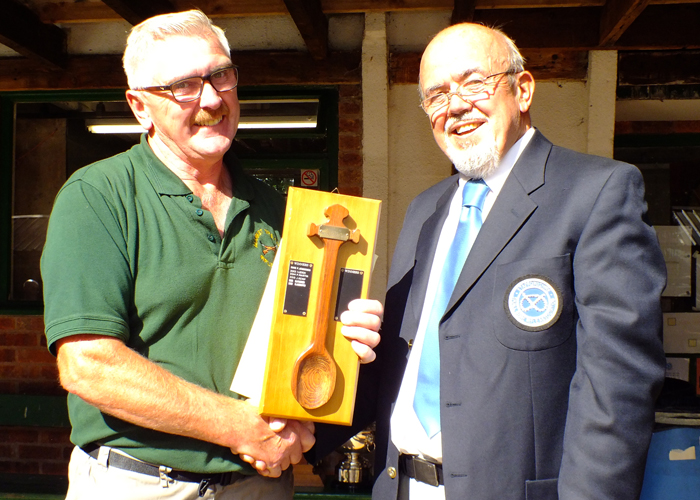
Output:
top-left (420, 70), bottom-right (516, 113)
top-left (137, 65), bottom-right (239, 103)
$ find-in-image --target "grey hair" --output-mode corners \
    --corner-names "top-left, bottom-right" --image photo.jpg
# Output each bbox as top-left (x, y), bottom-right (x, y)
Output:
top-left (418, 23), bottom-right (526, 103)
top-left (123, 9), bottom-right (230, 89)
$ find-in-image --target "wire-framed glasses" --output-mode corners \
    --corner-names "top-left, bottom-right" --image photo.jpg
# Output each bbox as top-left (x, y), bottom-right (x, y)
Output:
top-left (420, 70), bottom-right (516, 113)
top-left (137, 65), bottom-right (239, 103)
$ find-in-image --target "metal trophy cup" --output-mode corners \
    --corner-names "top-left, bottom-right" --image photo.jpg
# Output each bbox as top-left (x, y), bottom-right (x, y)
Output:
top-left (336, 423), bottom-right (375, 486)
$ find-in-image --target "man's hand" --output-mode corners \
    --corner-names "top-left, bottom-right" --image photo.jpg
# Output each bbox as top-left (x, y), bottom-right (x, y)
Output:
top-left (238, 418), bottom-right (315, 477)
top-left (339, 298), bottom-right (383, 363)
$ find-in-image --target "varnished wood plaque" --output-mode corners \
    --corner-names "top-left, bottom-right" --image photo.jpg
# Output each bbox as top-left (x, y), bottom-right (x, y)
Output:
top-left (258, 187), bottom-right (381, 425)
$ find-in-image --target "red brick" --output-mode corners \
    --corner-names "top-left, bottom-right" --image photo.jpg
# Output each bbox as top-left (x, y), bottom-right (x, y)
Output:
top-left (338, 167), bottom-right (362, 187)
top-left (339, 118), bottom-right (362, 134)
top-left (41, 461), bottom-right (69, 476)
top-left (0, 316), bottom-right (17, 330)
top-left (0, 332), bottom-right (39, 347)
top-left (339, 99), bottom-right (361, 116)
top-left (6, 461), bottom-right (40, 474)
top-left (39, 428), bottom-right (71, 445)
top-left (339, 84), bottom-right (361, 98)
top-left (339, 135), bottom-right (362, 151)
top-left (0, 381), bottom-right (17, 392)
top-left (0, 428), bottom-right (40, 443)
top-left (0, 348), bottom-right (16, 362)
top-left (339, 152), bottom-right (362, 168)
top-left (16, 316), bottom-right (45, 332)
top-left (339, 186), bottom-right (362, 197)
top-left (17, 347), bottom-right (56, 364)
top-left (18, 444), bottom-right (64, 460)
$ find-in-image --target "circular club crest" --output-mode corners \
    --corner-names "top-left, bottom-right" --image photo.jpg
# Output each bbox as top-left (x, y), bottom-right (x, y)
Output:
top-left (505, 275), bottom-right (562, 331)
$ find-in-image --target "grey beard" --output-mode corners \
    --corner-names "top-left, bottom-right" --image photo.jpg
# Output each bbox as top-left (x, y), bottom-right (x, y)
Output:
top-left (445, 138), bottom-right (501, 180)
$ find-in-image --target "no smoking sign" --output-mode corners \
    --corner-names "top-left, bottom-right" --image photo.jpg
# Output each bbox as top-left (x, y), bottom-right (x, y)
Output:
top-left (300, 169), bottom-right (320, 187)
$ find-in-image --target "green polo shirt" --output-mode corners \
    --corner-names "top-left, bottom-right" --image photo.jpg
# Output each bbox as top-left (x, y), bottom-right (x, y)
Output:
top-left (41, 135), bottom-right (284, 473)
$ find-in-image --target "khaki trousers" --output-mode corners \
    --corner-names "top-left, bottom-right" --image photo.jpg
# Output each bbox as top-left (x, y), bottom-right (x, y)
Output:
top-left (65, 446), bottom-right (294, 500)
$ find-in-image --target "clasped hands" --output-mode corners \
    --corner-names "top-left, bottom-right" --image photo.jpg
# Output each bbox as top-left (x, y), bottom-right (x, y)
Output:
top-left (238, 298), bottom-right (383, 477)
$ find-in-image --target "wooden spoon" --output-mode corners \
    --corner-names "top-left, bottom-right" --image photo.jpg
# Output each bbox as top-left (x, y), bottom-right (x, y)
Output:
top-left (291, 204), bottom-right (360, 410)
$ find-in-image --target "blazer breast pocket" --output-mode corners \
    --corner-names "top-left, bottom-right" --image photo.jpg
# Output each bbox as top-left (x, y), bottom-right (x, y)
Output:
top-left (492, 255), bottom-right (574, 351)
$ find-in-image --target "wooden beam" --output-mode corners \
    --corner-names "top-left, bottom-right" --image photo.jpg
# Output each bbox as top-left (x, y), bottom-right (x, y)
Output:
top-left (618, 50), bottom-right (700, 85)
top-left (473, 8), bottom-right (600, 49)
top-left (452, 0), bottom-right (477, 23)
top-left (37, 0), bottom-right (697, 24)
top-left (0, 0), bottom-right (67, 69)
top-left (282, 0), bottom-right (329, 60)
top-left (614, 4), bottom-right (700, 49)
top-left (232, 50), bottom-right (360, 84)
top-left (0, 51), bottom-right (361, 91)
top-left (38, 0), bottom-right (610, 23)
top-left (599, 0), bottom-right (650, 46)
top-left (100, 0), bottom-right (177, 26)
top-left (389, 48), bottom-right (589, 84)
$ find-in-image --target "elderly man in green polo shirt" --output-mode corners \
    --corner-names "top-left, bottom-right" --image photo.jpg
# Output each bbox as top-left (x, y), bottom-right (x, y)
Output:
top-left (40, 9), bottom-right (382, 500)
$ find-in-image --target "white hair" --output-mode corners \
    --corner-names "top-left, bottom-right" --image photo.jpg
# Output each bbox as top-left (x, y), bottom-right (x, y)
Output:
top-left (123, 9), bottom-right (230, 89)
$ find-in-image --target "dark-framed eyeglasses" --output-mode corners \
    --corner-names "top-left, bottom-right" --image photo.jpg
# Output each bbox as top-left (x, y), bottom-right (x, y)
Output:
top-left (420, 70), bottom-right (516, 113)
top-left (137, 65), bottom-right (239, 103)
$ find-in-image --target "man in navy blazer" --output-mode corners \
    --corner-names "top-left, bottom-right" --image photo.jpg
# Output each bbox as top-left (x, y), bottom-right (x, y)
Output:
top-left (368, 22), bottom-right (666, 500)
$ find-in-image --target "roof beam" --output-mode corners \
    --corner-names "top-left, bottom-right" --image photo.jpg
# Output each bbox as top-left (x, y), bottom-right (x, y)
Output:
top-left (390, 48), bottom-right (589, 83)
top-left (452, 0), bottom-right (477, 23)
top-left (599, 0), bottom-right (650, 46)
top-left (0, 51), bottom-right (361, 91)
top-left (0, 0), bottom-right (67, 69)
top-left (100, 0), bottom-right (177, 26)
top-left (282, 0), bottom-right (329, 60)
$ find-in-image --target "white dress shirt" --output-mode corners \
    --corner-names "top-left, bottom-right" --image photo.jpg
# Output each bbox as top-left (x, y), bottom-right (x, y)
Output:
top-left (389, 128), bottom-right (535, 499)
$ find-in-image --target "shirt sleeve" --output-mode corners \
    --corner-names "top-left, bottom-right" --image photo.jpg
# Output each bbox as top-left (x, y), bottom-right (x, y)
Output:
top-left (42, 177), bottom-right (132, 355)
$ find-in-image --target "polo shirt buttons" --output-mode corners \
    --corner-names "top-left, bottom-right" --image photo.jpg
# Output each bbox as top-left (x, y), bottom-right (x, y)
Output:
top-left (208, 235), bottom-right (216, 242)
top-left (196, 209), bottom-right (204, 216)
top-left (186, 195), bottom-right (194, 202)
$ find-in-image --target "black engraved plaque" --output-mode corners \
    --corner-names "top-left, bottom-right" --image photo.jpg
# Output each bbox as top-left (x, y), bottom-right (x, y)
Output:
top-left (334, 268), bottom-right (364, 321)
top-left (284, 261), bottom-right (313, 316)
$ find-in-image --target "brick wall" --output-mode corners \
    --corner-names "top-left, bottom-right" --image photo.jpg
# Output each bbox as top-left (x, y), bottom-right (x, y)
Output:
top-left (0, 83), bottom-right (363, 482)
top-left (0, 315), bottom-right (72, 476)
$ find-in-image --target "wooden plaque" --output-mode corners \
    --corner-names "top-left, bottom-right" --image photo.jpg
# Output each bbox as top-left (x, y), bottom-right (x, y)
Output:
top-left (258, 187), bottom-right (381, 425)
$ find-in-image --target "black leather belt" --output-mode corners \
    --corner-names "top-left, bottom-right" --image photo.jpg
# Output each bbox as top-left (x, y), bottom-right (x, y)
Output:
top-left (400, 454), bottom-right (444, 487)
top-left (82, 445), bottom-right (244, 496)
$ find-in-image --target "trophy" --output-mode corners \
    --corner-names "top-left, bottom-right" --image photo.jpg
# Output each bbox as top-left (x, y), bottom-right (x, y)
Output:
top-left (336, 423), bottom-right (376, 486)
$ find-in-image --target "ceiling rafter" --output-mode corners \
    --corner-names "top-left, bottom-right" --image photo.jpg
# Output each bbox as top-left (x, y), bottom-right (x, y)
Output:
top-left (452, 0), bottom-right (478, 23)
top-left (599, 0), bottom-right (651, 46)
top-left (282, 0), bottom-right (329, 60)
top-left (0, 0), bottom-right (67, 69)
top-left (100, 0), bottom-right (177, 26)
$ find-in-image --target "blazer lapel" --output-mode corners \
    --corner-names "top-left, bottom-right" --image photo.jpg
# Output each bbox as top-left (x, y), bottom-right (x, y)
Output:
top-left (444, 130), bottom-right (553, 315)
top-left (410, 178), bottom-right (459, 324)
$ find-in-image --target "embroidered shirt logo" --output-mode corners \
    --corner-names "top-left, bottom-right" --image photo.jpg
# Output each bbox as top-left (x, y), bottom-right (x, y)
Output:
top-left (505, 275), bottom-right (562, 331)
top-left (253, 228), bottom-right (279, 267)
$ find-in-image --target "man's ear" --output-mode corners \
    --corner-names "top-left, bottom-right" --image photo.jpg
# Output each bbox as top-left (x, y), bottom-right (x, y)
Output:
top-left (125, 90), bottom-right (153, 131)
top-left (515, 71), bottom-right (535, 113)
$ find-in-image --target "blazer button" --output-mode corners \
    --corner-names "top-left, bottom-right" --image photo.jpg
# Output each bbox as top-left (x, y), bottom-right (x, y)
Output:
top-left (387, 467), bottom-right (397, 479)
top-left (408, 339), bottom-right (414, 349)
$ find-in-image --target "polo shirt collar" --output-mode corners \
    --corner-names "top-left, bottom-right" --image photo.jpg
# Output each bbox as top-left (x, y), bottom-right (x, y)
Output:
top-left (136, 133), bottom-right (254, 201)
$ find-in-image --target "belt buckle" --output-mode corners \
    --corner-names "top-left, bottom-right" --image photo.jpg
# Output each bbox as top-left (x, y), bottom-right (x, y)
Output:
top-left (413, 458), bottom-right (440, 488)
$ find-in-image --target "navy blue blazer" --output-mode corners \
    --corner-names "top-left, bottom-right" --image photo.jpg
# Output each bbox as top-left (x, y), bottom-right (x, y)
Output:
top-left (311, 130), bottom-right (666, 500)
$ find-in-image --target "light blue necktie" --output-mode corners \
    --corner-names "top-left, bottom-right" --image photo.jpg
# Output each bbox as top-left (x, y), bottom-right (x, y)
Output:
top-left (413, 179), bottom-right (490, 437)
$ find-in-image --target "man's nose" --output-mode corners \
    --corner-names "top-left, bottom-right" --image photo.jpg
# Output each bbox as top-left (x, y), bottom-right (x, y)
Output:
top-left (199, 81), bottom-right (222, 108)
top-left (447, 92), bottom-right (473, 115)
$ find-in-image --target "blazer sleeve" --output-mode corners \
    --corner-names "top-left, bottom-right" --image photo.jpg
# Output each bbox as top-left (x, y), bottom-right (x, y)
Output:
top-left (558, 161), bottom-right (666, 499)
